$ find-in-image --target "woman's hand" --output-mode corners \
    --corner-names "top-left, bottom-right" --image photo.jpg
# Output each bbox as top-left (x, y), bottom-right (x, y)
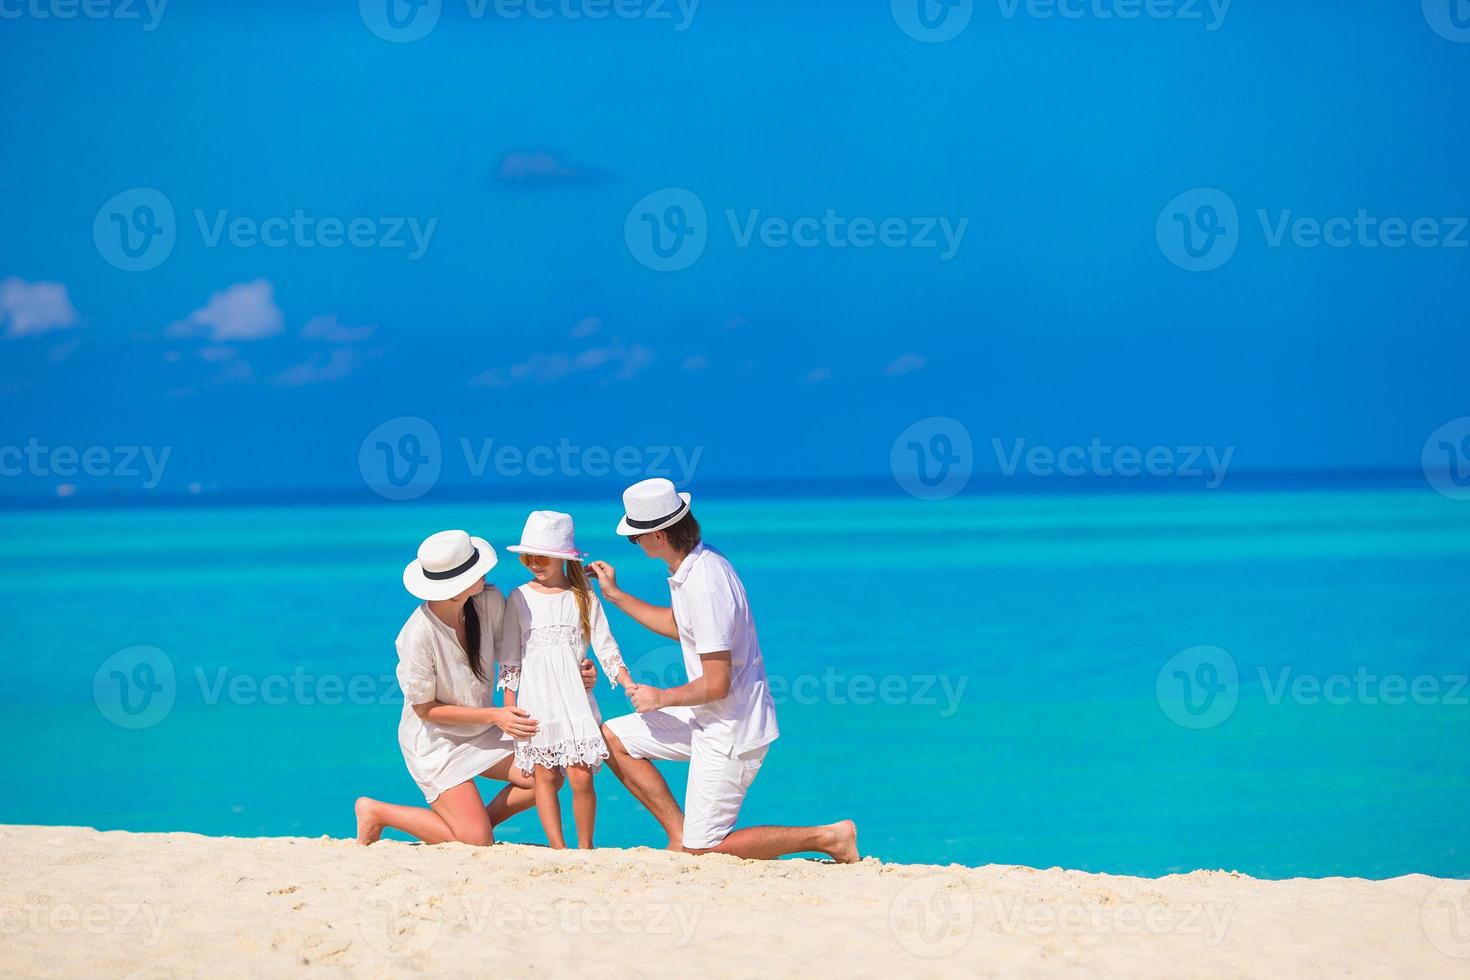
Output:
top-left (586, 560), bottom-right (622, 602)
top-left (488, 706), bottom-right (539, 739)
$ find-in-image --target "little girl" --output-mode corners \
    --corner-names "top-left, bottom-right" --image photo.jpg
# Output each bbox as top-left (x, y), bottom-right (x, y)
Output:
top-left (499, 510), bottom-right (633, 849)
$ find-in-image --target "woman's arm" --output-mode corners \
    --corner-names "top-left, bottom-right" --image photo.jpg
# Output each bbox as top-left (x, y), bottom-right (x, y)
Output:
top-left (585, 561), bottom-right (678, 640)
top-left (412, 700), bottom-right (538, 738)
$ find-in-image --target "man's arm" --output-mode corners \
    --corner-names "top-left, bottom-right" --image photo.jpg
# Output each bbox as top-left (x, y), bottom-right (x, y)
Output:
top-left (630, 653), bottom-right (730, 712)
top-left (585, 560), bottom-right (678, 640)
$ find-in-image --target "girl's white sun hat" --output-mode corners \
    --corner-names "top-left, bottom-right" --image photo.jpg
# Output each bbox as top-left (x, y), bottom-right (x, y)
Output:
top-left (505, 510), bottom-right (587, 562)
top-left (403, 530), bottom-right (498, 601)
top-left (616, 478), bottom-right (692, 536)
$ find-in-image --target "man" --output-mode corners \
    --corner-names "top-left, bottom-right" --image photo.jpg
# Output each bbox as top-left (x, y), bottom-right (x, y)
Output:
top-left (588, 478), bottom-right (859, 862)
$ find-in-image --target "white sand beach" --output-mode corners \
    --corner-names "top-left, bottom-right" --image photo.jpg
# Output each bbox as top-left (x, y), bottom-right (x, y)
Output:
top-left (0, 824), bottom-right (1465, 978)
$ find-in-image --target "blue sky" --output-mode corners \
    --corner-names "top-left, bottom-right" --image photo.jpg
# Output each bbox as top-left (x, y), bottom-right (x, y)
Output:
top-left (1, 1), bottom-right (1467, 499)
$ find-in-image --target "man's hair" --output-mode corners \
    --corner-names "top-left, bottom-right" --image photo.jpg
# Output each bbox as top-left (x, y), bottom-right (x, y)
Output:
top-left (629, 510), bottom-right (701, 554)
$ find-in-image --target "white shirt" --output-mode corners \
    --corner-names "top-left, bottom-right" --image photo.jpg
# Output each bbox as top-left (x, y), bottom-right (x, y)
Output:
top-left (668, 543), bottom-right (779, 755)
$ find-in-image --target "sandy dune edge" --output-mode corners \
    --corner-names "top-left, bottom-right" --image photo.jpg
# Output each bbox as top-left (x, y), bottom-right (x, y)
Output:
top-left (0, 825), bottom-right (1465, 978)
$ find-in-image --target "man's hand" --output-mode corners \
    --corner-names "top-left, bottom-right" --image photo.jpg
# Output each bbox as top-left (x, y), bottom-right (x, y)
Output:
top-left (489, 706), bottom-right (539, 739)
top-left (580, 658), bottom-right (597, 691)
top-left (586, 560), bottom-right (622, 602)
top-left (629, 684), bottom-right (664, 714)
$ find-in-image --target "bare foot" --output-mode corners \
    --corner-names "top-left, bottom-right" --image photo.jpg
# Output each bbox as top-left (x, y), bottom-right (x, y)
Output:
top-left (825, 819), bottom-right (859, 864)
top-left (355, 797), bottom-right (384, 846)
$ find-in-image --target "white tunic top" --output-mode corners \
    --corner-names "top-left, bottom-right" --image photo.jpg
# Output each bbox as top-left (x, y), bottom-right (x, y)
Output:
top-left (668, 543), bottom-right (780, 755)
top-left (395, 588), bottom-right (515, 803)
top-left (498, 584), bottom-right (625, 774)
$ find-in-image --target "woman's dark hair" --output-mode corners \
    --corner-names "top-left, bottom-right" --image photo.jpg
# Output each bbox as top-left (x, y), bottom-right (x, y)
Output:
top-left (463, 596), bottom-right (487, 682)
top-left (628, 510), bottom-right (702, 555)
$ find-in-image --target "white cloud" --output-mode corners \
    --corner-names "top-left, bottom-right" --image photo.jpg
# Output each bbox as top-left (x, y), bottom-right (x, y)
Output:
top-left (570, 316), bottom-right (601, 339)
top-left (471, 342), bottom-right (654, 387)
top-left (274, 348), bottom-right (362, 387)
top-left (806, 366), bottom-right (832, 383)
top-left (682, 355), bottom-right (708, 371)
top-left (0, 277), bottom-right (78, 338)
top-left (883, 352), bottom-right (927, 377)
top-left (168, 279), bottom-right (283, 342)
top-left (302, 313), bottom-right (376, 344)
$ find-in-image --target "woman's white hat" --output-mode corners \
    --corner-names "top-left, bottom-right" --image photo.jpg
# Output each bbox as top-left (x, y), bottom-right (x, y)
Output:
top-left (616, 478), bottom-right (692, 536)
top-left (506, 510), bottom-right (586, 562)
top-left (403, 530), bottom-right (498, 601)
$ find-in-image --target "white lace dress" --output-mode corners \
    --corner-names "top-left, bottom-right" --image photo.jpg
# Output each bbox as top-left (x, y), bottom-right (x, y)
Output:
top-left (498, 585), bottom-right (625, 774)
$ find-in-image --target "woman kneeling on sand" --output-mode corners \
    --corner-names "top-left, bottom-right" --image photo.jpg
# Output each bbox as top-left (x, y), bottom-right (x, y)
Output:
top-left (354, 530), bottom-right (596, 845)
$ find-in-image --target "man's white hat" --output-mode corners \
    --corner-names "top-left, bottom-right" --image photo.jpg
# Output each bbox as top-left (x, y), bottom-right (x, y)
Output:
top-left (403, 530), bottom-right (498, 601)
top-left (506, 510), bottom-right (587, 562)
top-left (616, 478), bottom-right (692, 536)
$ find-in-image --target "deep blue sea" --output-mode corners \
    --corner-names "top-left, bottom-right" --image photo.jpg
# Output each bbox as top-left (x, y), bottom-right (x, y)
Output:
top-left (2, 486), bottom-right (1466, 878)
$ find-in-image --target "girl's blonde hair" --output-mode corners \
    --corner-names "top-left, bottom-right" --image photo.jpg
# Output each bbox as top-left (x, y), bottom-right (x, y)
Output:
top-left (521, 554), bottom-right (593, 642)
top-left (565, 559), bottom-right (593, 643)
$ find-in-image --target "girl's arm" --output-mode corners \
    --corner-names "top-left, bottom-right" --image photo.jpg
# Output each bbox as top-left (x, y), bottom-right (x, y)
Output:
top-left (588, 593), bottom-right (634, 692)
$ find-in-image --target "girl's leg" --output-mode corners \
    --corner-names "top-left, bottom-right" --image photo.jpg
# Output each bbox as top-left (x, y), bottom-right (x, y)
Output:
top-left (533, 765), bottom-right (567, 849)
top-left (483, 762), bottom-right (564, 827)
top-left (354, 781), bottom-right (492, 846)
top-left (566, 764), bottom-right (596, 849)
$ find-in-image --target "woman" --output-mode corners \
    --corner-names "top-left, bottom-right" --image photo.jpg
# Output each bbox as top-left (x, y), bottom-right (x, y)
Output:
top-left (354, 529), bottom-right (595, 845)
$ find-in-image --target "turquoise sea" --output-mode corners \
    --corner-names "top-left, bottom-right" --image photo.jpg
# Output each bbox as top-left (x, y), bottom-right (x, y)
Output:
top-left (2, 487), bottom-right (1466, 878)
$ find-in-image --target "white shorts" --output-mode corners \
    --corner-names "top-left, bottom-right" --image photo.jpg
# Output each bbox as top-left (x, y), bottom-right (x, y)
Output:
top-left (603, 709), bottom-right (768, 850)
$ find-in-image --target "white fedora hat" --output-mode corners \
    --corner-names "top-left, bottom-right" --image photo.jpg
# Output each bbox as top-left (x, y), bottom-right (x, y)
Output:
top-left (505, 510), bottom-right (586, 562)
top-left (616, 478), bottom-right (692, 536)
top-left (403, 530), bottom-right (498, 601)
